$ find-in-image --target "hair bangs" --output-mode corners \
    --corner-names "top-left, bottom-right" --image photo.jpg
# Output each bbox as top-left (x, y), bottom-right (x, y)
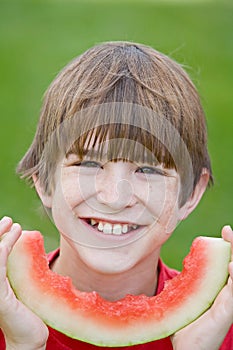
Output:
top-left (64, 102), bottom-right (177, 169)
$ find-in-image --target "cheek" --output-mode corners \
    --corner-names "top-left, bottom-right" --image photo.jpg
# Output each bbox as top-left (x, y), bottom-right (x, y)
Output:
top-left (146, 178), bottom-right (180, 221)
top-left (144, 178), bottom-right (169, 213)
top-left (59, 169), bottom-right (97, 207)
top-left (77, 173), bottom-right (99, 202)
top-left (157, 198), bottom-right (180, 235)
top-left (133, 176), bottom-right (167, 205)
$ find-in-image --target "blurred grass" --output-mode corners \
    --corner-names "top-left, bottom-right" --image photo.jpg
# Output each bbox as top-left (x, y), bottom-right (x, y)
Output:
top-left (0, 0), bottom-right (232, 270)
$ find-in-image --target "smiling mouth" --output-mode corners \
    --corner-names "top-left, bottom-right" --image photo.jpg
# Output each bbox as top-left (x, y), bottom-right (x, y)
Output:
top-left (84, 219), bottom-right (140, 235)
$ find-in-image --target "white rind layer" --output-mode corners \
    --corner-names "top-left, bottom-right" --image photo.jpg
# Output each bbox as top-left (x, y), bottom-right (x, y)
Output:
top-left (7, 234), bottom-right (231, 347)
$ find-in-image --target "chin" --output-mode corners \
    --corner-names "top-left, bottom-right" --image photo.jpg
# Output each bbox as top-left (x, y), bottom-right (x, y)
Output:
top-left (79, 248), bottom-right (136, 275)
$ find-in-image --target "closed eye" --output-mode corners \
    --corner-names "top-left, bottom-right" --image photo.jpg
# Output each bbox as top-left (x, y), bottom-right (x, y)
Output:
top-left (136, 166), bottom-right (166, 175)
top-left (76, 160), bottom-right (102, 168)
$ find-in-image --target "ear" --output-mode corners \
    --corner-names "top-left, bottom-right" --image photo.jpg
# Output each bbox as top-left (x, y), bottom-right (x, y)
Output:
top-left (178, 169), bottom-right (210, 221)
top-left (32, 174), bottom-right (52, 208)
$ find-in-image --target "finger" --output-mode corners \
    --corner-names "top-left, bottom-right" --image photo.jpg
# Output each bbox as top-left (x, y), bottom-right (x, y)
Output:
top-left (221, 225), bottom-right (233, 243)
top-left (221, 226), bottom-right (233, 262)
top-left (228, 262), bottom-right (233, 290)
top-left (0, 217), bottom-right (13, 236)
top-left (0, 223), bottom-right (22, 261)
top-left (0, 223), bottom-right (22, 303)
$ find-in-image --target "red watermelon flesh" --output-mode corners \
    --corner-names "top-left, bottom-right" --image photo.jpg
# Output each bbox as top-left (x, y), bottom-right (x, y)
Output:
top-left (7, 231), bottom-right (231, 347)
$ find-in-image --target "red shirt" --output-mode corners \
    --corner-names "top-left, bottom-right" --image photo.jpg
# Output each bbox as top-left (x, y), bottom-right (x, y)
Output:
top-left (1, 250), bottom-right (233, 349)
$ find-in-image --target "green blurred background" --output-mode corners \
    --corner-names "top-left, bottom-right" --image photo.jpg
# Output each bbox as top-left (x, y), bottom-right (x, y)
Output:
top-left (0, 0), bottom-right (232, 270)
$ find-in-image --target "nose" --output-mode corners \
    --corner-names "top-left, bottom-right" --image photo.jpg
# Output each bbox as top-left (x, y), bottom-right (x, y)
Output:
top-left (96, 165), bottom-right (136, 211)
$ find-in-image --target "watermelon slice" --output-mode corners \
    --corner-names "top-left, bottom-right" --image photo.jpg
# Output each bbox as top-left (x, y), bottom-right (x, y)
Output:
top-left (7, 231), bottom-right (231, 347)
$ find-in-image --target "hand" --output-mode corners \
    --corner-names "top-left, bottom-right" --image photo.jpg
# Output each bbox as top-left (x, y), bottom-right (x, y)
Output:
top-left (0, 217), bottom-right (48, 350)
top-left (171, 225), bottom-right (233, 350)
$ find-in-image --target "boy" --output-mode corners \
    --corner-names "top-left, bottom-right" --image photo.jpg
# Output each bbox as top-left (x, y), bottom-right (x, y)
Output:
top-left (0, 41), bottom-right (232, 349)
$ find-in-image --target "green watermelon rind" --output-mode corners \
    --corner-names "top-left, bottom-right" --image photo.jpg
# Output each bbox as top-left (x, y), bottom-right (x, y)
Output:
top-left (7, 232), bottom-right (231, 347)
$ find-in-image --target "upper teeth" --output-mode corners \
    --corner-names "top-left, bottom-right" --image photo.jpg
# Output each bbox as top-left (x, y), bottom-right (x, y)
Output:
top-left (90, 219), bottom-right (138, 235)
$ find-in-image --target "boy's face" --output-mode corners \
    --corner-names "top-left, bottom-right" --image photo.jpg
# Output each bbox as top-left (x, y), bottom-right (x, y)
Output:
top-left (42, 150), bottom-right (185, 275)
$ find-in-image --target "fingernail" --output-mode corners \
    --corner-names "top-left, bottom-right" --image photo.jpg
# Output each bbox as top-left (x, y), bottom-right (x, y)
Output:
top-left (1, 216), bottom-right (11, 223)
top-left (12, 223), bottom-right (21, 231)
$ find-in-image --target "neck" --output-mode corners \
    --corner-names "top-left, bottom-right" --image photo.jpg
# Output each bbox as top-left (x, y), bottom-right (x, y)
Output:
top-left (51, 238), bottom-right (160, 302)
